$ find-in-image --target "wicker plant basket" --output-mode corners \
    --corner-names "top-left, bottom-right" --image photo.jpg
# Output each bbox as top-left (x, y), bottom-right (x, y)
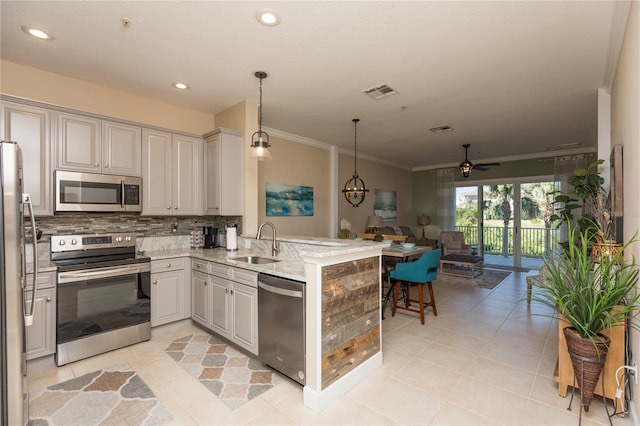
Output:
top-left (563, 327), bottom-right (611, 411)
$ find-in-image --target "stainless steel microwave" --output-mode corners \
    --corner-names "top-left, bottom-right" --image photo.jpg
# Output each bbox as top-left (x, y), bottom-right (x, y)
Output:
top-left (55, 170), bottom-right (142, 212)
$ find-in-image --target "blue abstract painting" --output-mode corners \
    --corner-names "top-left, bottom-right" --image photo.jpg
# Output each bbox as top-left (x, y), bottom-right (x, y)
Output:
top-left (374, 189), bottom-right (397, 222)
top-left (266, 183), bottom-right (314, 216)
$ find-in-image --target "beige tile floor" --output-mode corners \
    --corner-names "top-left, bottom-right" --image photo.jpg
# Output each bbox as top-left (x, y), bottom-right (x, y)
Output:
top-left (27, 270), bottom-right (637, 425)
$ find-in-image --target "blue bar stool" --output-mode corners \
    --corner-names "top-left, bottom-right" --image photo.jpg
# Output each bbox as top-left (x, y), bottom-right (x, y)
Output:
top-left (390, 249), bottom-right (440, 324)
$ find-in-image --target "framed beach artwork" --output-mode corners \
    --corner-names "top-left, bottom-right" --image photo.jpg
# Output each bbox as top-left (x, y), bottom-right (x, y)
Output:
top-left (266, 183), bottom-right (314, 216)
top-left (374, 189), bottom-right (396, 222)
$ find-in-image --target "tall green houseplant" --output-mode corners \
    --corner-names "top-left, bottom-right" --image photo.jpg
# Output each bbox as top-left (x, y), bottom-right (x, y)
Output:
top-left (549, 159), bottom-right (612, 242)
top-left (533, 224), bottom-right (640, 411)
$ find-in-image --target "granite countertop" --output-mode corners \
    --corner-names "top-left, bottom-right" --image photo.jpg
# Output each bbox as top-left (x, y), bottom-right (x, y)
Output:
top-left (28, 258), bottom-right (57, 274)
top-left (28, 236), bottom-right (386, 281)
top-left (143, 247), bottom-right (307, 282)
top-left (143, 237), bottom-right (387, 282)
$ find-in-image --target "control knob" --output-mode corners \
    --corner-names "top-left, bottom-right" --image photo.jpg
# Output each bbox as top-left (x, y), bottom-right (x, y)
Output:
top-left (58, 240), bottom-right (65, 246)
top-left (71, 239), bottom-right (77, 245)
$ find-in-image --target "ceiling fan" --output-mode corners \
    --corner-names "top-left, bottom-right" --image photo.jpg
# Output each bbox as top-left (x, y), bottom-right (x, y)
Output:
top-left (459, 143), bottom-right (501, 178)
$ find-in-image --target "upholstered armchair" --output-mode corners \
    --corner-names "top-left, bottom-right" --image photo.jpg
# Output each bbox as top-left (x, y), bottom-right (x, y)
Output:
top-left (440, 231), bottom-right (471, 256)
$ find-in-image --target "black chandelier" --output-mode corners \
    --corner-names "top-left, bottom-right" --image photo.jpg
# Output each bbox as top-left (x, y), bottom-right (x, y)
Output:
top-left (342, 118), bottom-right (369, 207)
top-left (250, 71), bottom-right (272, 160)
top-left (459, 143), bottom-right (472, 178)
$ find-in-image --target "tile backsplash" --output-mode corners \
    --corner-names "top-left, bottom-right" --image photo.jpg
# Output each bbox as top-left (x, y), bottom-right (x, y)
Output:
top-left (33, 214), bottom-right (242, 241)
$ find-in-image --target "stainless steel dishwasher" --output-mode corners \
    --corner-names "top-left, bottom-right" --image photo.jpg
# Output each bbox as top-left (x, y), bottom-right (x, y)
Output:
top-left (257, 273), bottom-right (305, 385)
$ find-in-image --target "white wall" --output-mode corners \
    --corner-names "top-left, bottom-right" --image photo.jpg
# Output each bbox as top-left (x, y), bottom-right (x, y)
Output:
top-left (610, 1), bottom-right (640, 418)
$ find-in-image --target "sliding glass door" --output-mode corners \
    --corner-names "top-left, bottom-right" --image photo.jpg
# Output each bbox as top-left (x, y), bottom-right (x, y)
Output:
top-left (455, 178), bottom-right (555, 269)
top-left (482, 183), bottom-right (516, 266)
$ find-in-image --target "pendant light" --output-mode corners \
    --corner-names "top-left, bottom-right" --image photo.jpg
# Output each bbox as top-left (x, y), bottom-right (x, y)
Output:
top-left (459, 144), bottom-right (473, 178)
top-left (342, 118), bottom-right (369, 207)
top-left (251, 71), bottom-right (272, 160)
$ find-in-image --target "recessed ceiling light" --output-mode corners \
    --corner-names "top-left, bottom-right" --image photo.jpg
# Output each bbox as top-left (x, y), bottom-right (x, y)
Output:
top-left (21, 26), bottom-right (54, 40)
top-left (172, 82), bottom-right (190, 90)
top-left (256, 9), bottom-right (281, 26)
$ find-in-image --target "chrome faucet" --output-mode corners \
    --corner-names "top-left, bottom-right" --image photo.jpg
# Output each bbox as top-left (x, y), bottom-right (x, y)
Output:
top-left (256, 222), bottom-right (279, 257)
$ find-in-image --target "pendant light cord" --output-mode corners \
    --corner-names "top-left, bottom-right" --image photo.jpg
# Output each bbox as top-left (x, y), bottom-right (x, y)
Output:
top-left (258, 77), bottom-right (264, 132)
top-left (353, 118), bottom-right (360, 175)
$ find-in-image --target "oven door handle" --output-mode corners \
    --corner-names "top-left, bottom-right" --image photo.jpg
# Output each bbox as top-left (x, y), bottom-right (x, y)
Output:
top-left (58, 263), bottom-right (150, 284)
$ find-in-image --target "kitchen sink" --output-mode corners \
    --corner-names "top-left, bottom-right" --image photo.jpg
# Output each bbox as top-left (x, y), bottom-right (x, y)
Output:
top-left (233, 256), bottom-right (281, 265)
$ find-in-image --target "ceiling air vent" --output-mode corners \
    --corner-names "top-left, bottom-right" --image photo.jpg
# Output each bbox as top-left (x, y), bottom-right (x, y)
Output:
top-left (430, 125), bottom-right (453, 133)
top-left (363, 84), bottom-right (398, 100)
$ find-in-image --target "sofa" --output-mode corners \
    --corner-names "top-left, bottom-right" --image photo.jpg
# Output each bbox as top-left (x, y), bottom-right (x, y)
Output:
top-left (399, 226), bottom-right (438, 249)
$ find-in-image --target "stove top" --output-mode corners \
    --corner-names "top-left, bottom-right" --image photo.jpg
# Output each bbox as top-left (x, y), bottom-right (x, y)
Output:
top-left (50, 232), bottom-right (144, 266)
top-left (51, 232), bottom-right (137, 253)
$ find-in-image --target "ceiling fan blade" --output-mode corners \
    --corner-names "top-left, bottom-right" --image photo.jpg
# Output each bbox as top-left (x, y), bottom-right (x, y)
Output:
top-left (475, 162), bottom-right (501, 167)
top-left (473, 165), bottom-right (489, 171)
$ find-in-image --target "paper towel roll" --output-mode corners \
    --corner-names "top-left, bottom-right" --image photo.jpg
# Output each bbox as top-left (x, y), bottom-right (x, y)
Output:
top-left (226, 226), bottom-right (238, 251)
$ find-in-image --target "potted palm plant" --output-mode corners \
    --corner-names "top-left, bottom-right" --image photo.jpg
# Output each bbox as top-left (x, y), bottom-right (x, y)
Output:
top-left (533, 224), bottom-right (640, 411)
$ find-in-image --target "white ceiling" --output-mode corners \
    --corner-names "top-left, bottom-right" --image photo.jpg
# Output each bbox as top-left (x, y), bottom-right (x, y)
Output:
top-left (0, 1), bottom-right (628, 170)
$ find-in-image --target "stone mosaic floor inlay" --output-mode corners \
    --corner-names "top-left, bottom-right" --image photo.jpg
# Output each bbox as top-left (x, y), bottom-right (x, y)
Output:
top-left (27, 362), bottom-right (170, 426)
top-left (163, 334), bottom-right (282, 409)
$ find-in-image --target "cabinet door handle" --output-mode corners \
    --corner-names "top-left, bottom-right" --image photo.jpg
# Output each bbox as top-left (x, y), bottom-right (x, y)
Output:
top-left (167, 263), bottom-right (171, 268)
top-left (94, 163), bottom-right (99, 167)
top-left (174, 206), bottom-right (178, 210)
top-left (105, 163), bottom-right (110, 168)
top-left (153, 280), bottom-right (158, 285)
top-left (167, 206), bottom-right (171, 210)
top-left (230, 289), bottom-right (234, 295)
top-left (46, 297), bottom-right (51, 302)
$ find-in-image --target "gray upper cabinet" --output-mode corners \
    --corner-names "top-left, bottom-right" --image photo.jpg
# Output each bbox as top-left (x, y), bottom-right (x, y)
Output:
top-left (142, 128), bottom-right (202, 216)
top-left (56, 112), bottom-right (141, 176)
top-left (101, 121), bottom-right (142, 176)
top-left (56, 112), bottom-right (101, 173)
top-left (204, 128), bottom-right (243, 216)
top-left (0, 101), bottom-right (53, 215)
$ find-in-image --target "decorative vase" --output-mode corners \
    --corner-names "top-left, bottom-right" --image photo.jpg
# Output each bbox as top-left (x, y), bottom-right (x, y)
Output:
top-left (563, 327), bottom-right (610, 411)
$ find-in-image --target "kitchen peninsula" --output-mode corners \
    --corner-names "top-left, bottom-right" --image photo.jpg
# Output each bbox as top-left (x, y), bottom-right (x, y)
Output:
top-left (143, 235), bottom-right (385, 412)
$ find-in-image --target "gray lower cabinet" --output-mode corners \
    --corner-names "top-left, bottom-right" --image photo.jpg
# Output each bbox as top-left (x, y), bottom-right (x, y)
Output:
top-left (191, 270), bottom-right (211, 327)
top-left (191, 259), bottom-right (258, 355)
top-left (26, 271), bottom-right (56, 360)
top-left (150, 257), bottom-right (191, 327)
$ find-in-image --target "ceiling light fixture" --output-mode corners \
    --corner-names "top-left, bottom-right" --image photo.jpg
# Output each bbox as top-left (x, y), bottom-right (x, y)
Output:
top-left (459, 143), bottom-right (473, 178)
top-left (172, 82), bottom-right (190, 90)
top-left (256, 9), bottom-right (281, 26)
top-left (251, 71), bottom-right (272, 161)
top-left (21, 26), bottom-right (54, 40)
top-left (342, 118), bottom-right (369, 207)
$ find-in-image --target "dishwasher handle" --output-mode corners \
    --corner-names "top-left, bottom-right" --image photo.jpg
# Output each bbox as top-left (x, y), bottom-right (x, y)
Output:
top-left (258, 281), bottom-right (303, 298)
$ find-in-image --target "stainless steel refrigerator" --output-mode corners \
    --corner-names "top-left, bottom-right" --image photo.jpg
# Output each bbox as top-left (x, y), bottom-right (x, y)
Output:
top-left (1, 141), bottom-right (38, 426)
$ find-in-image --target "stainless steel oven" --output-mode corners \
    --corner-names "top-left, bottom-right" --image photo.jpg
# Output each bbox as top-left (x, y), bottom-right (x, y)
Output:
top-left (51, 233), bottom-right (150, 366)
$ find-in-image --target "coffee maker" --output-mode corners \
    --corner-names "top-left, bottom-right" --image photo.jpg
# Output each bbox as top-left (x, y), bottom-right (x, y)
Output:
top-left (203, 227), bottom-right (219, 248)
